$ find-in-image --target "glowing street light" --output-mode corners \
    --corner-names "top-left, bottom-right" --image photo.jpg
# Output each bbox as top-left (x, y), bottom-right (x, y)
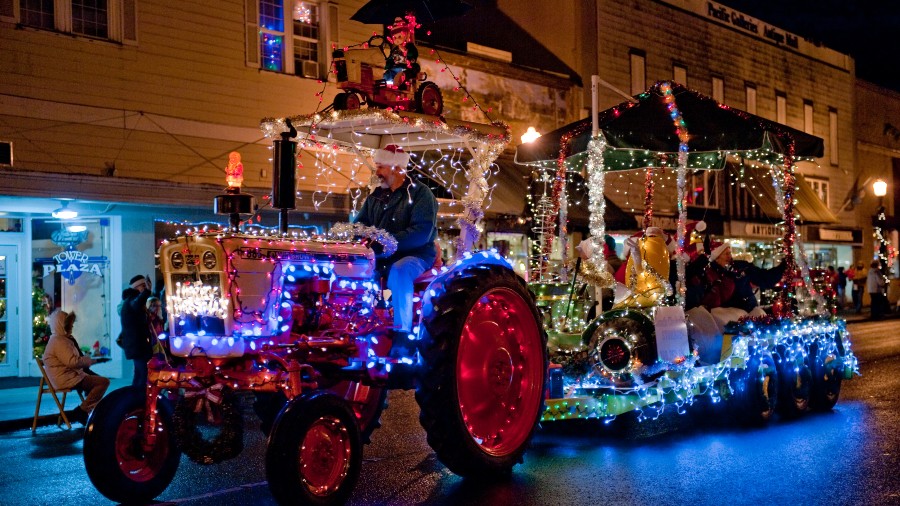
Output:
top-left (520, 126), bottom-right (541, 144)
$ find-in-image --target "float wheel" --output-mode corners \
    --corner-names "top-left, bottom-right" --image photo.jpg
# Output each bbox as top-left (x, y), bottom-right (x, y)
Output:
top-left (83, 386), bottom-right (180, 504)
top-left (808, 339), bottom-right (843, 411)
top-left (775, 343), bottom-right (811, 418)
top-left (731, 352), bottom-right (779, 425)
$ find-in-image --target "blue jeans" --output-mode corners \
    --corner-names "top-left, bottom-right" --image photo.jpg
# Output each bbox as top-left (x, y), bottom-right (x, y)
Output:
top-left (132, 359), bottom-right (148, 389)
top-left (386, 256), bottom-right (430, 332)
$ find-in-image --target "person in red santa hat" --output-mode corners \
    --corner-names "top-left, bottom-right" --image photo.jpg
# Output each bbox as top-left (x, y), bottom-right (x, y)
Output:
top-left (686, 239), bottom-right (786, 316)
top-left (354, 144), bottom-right (437, 362)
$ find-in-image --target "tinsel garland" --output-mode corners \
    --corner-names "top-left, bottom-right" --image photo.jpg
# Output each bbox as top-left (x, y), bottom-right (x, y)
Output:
top-left (261, 109), bottom-right (510, 147)
top-left (660, 81), bottom-right (691, 302)
top-left (767, 141), bottom-right (798, 317)
top-left (585, 135), bottom-right (613, 287)
top-left (330, 222), bottom-right (398, 257)
top-left (454, 136), bottom-right (506, 258)
top-left (540, 131), bottom-right (575, 281)
top-left (642, 167), bottom-right (655, 230)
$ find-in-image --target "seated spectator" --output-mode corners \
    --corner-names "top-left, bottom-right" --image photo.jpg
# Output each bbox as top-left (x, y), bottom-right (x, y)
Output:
top-left (42, 310), bottom-right (110, 425)
top-left (686, 241), bottom-right (785, 328)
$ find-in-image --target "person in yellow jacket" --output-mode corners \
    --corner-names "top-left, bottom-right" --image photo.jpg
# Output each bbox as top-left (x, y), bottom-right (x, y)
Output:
top-left (42, 310), bottom-right (110, 424)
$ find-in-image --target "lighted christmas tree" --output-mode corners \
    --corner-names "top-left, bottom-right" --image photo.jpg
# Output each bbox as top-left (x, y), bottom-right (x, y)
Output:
top-left (32, 285), bottom-right (51, 358)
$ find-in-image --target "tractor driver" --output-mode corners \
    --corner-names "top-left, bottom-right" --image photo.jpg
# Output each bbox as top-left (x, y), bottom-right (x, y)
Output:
top-left (353, 145), bottom-right (438, 356)
top-left (383, 15), bottom-right (419, 88)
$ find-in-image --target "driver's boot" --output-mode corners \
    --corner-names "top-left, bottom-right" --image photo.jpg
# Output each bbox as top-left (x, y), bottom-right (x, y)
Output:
top-left (387, 329), bottom-right (418, 390)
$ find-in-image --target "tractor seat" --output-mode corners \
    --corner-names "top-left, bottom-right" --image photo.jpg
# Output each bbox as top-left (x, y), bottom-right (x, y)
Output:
top-left (413, 270), bottom-right (436, 291)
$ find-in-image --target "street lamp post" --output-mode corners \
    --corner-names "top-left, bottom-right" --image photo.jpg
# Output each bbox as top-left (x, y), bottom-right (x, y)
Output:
top-left (873, 178), bottom-right (889, 279)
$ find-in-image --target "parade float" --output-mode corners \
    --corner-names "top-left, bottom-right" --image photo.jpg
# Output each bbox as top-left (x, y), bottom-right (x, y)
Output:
top-left (515, 79), bottom-right (857, 425)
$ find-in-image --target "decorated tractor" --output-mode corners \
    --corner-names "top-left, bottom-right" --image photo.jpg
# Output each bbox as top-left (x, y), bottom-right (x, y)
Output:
top-left (82, 110), bottom-right (545, 505)
top-left (331, 15), bottom-right (443, 116)
top-left (516, 80), bottom-right (857, 426)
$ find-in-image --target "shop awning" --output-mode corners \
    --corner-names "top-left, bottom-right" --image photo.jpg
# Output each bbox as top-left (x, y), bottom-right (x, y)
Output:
top-left (733, 165), bottom-right (839, 224)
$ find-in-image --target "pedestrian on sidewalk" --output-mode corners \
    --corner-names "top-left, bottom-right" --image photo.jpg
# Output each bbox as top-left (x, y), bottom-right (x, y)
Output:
top-left (852, 260), bottom-right (867, 314)
top-left (120, 274), bottom-right (154, 388)
top-left (836, 266), bottom-right (847, 309)
top-left (867, 260), bottom-right (888, 319)
top-left (42, 310), bottom-right (110, 424)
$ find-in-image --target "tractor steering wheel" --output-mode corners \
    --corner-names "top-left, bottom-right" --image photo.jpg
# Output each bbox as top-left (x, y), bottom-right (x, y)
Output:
top-left (367, 35), bottom-right (389, 59)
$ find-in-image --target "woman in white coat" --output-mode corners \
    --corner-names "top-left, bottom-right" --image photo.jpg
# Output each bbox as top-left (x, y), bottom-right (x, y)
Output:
top-left (42, 310), bottom-right (110, 424)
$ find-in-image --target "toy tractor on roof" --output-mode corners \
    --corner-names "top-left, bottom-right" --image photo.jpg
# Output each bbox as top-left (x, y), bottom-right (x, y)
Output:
top-left (331, 17), bottom-right (443, 116)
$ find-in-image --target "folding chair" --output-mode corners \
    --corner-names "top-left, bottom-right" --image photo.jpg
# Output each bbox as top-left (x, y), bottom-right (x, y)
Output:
top-left (32, 357), bottom-right (85, 434)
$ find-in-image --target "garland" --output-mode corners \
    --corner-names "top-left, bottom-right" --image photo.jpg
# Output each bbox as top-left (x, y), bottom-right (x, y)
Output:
top-left (659, 81), bottom-right (691, 303)
top-left (585, 135), bottom-right (612, 287)
top-left (330, 222), bottom-right (398, 257)
top-left (173, 385), bottom-right (244, 465)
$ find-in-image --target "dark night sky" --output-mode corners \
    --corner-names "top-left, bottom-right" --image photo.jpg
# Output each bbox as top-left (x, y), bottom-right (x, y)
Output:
top-left (722, 0), bottom-right (900, 92)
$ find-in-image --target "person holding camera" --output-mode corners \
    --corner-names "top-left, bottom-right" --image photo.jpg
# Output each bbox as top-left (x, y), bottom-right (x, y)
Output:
top-left (120, 274), bottom-right (155, 388)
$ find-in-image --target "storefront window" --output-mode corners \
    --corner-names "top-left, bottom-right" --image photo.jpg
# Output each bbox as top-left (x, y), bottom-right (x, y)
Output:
top-left (32, 218), bottom-right (112, 358)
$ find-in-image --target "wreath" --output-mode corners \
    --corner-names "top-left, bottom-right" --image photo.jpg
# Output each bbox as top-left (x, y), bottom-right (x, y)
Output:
top-left (173, 385), bottom-right (244, 465)
top-left (330, 222), bottom-right (398, 257)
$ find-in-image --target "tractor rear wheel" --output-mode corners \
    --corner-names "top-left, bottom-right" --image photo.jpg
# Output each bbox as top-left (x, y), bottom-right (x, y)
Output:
top-left (415, 82), bottom-right (443, 116)
top-left (416, 263), bottom-right (547, 477)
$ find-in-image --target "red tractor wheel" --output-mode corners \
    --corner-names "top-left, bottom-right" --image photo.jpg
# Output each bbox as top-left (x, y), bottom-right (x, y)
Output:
top-left (83, 387), bottom-right (181, 504)
top-left (266, 392), bottom-right (362, 505)
top-left (333, 92), bottom-right (361, 111)
top-left (415, 82), bottom-right (443, 116)
top-left (417, 264), bottom-right (547, 478)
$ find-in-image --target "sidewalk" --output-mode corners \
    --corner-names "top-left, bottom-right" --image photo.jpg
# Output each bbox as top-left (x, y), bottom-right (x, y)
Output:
top-left (0, 376), bottom-right (131, 433)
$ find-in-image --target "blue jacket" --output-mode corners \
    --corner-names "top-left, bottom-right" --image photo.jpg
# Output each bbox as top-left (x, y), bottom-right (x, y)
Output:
top-left (354, 178), bottom-right (438, 271)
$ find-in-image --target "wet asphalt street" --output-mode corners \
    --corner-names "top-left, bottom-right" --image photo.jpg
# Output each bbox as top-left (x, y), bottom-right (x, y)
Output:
top-left (1, 318), bottom-right (898, 506)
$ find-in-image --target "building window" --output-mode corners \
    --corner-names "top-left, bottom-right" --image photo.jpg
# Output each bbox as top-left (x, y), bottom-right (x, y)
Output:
top-left (711, 76), bottom-right (724, 103)
top-left (20, 0), bottom-right (54, 30)
top-left (806, 176), bottom-right (829, 207)
top-left (688, 171), bottom-right (718, 208)
top-left (745, 83), bottom-right (757, 114)
top-left (15, 0), bottom-right (135, 43)
top-left (803, 100), bottom-right (814, 134)
top-left (673, 64), bottom-right (687, 85)
top-left (775, 91), bottom-right (787, 124)
top-left (72, 0), bottom-right (108, 38)
top-left (829, 108), bottom-right (839, 166)
top-left (258, 0), bottom-right (329, 78)
top-left (630, 50), bottom-right (645, 95)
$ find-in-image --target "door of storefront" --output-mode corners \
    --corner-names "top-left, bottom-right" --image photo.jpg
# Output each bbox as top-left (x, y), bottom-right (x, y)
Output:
top-left (0, 244), bottom-right (19, 377)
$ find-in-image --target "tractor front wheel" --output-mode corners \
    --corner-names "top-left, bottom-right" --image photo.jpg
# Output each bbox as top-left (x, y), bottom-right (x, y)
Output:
top-left (266, 392), bottom-right (362, 506)
top-left (83, 387), bottom-right (180, 504)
